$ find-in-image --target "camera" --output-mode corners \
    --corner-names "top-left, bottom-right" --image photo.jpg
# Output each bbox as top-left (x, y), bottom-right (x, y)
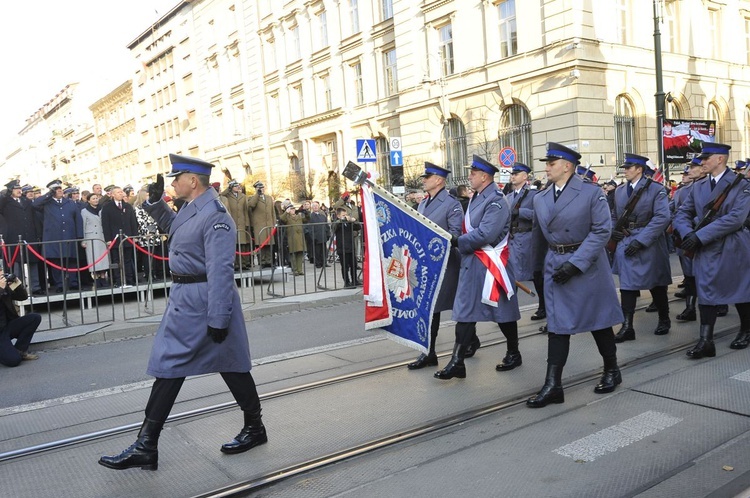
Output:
top-left (4, 273), bottom-right (18, 283)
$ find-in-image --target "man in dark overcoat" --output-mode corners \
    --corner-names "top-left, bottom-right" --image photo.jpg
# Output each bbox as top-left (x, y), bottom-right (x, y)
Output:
top-left (99, 154), bottom-right (266, 471)
top-left (308, 201), bottom-right (330, 268)
top-left (506, 162), bottom-right (545, 321)
top-left (526, 143), bottom-right (624, 408)
top-left (673, 143), bottom-right (750, 357)
top-left (101, 186), bottom-right (139, 287)
top-left (611, 153), bottom-right (673, 342)
top-left (406, 163), bottom-right (463, 370)
top-left (435, 155), bottom-right (522, 380)
top-left (32, 180), bottom-right (83, 292)
top-left (0, 180), bottom-right (43, 295)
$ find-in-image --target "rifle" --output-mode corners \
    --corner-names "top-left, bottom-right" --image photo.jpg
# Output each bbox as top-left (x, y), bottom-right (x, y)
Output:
top-left (606, 177), bottom-right (654, 252)
top-left (509, 187), bottom-right (530, 237)
top-left (676, 170), bottom-right (749, 258)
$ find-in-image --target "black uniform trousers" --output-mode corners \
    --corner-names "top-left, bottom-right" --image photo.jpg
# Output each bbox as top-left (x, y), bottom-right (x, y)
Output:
top-left (0, 313), bottom-right (42, 367)
top-left (547, 328), bottom-right (617, 366)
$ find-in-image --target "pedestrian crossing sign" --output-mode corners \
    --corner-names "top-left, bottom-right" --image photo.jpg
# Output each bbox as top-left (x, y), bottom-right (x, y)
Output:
top-left (356, 139), bottom-right (377, 163)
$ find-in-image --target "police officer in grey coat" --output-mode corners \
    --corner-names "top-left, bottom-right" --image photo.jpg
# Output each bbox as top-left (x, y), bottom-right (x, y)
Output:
top-left (407, 163), bottom-right (463, 370)
top-left (673, 143), bottom-right (750, 357)
top-left (435, 155), bottom-right (522, 380)
top-left (506, 162), bottom-right (545, 320)
top-left (611, 153), bottom-right (673, 342)
top-left (527, 143), bottom-right (624, 408)
top-left (100, 154), bottom-right (266, 471)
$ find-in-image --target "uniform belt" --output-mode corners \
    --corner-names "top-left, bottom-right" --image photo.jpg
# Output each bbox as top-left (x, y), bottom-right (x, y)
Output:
top-left (548, 243), bottom-right (582, 254)
top-left (171, 273), bottom-right (208, 284)
top-left (625, 221), bottom-right (649, 229)
top-left (510, 226), bottom-right (532, 234)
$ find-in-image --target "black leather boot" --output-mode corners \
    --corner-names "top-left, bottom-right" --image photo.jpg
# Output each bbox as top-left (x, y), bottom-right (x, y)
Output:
top-left (496, 351), bottom-right (522, 371)
top-left (614, 313), bottom-right (635, 343)
top-left (645, 301), bottom-right (657, 313)
top-left (675, 296), bottom-right (697, 322)
top-left (464, 335), bottom-right (481, 358)
top-left (99, 418), bottom-right (163, 471)
top-left (686, 324), bottom-right (716, 359)
top-left (730, 330), bottom-right (750, 350)
top-left (407, 352), bottom-right (438, 369)
top-left (221, 410), bottom-right (268, 454)
top-left (654, 309), bottom-right (671, 336)
top-left (434, 343), bottom-right (467, 379)
top-left (530, 307), bottom-right (546, 320)
top-left (674, 289), bottom-right (687, 299)
top-left (526, 364), bottom-right (564, 407)
top-left (594, 356), bottom-right (622, 393)
top-left (717, 304), bottom-right (729, 317)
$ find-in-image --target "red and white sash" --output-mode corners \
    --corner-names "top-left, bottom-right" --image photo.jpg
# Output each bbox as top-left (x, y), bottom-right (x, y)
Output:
top-left (464, 203), bottom-right (514, 306)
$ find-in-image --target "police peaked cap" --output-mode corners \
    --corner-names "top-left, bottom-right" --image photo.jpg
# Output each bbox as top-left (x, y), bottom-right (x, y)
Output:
top-left (166, 153), bottom-right (215, 177)
top-left (622, 153), bottom-right (650, 169)
top-left (420, 162), bottom-right (451, 178)
top-left (690, 156), bottom-right (703, 166)
top-left (735, 160), bottom-right (747, 170)
top-left (46, 179), bottom-right (63, 189)
top-left (5, 179), bottom-right (21, 190)
top-left (21, 184), bottom-right (33, 193)
top-left (575, 165), bottom-right (596, 180)
top-left (538, 142), bottom-right (581, 164)
top-left (466, 154), bottom-right (499, 175)
top-left (511, 162), bottom-right (531, 174)
top-left (697, 142), bottom-right (731, 159)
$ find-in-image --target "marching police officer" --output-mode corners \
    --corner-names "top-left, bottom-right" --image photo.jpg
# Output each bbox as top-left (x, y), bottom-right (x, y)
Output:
top-left (611, 153), bottom-right (672, 342)
top-left (527, 143), bottom-right (623, 407)
top-left (407, 163), bottom-right (463, 370)
top-left (99, 154), bottom-right (266, 471)
top-left (673, 143), bottom-right (750, 357)
top-left (506, 162), bottom-right (545, 321)
top-left (435, 155), bottom-right (522, 380)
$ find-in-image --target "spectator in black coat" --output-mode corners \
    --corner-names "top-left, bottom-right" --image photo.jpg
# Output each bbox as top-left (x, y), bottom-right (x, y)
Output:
top-left (333, 207), bottom-right (360, 288)
top-left (101, 187), bottom-right (138, 287)
top-left (308, 201), bottom-right (331, 268)
top-left (0, 273), bottom-right (42, 367)
top-left (0, 180), bottom-right (44, 295)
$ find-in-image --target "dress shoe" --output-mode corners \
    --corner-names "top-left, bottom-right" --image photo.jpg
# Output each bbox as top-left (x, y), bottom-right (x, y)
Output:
top-left (687, 325), bottom-right (716, 359)
top-left (594, 368), bottom-right (622, 393)
top-left (99, 419), bottom-right (163, 471)
top-left (539, 324), bottom-right (548, 334)
top-left (32, 289), bottom-right (46, 296)
top-left (527, 365), bottom-right (564, 408)
top-left (677, 279), bottom-right (685, 288)
top-left (18, 350), bottom-right (39, 361)
top-left (221, 410), bottom-right (268, 454)
top-left (530, 308), bottom-right (547, 320)
top-left (730, 330), bottom-right (750, 350)
top-left (717, 304), bottom-right (729, 317)
top-left (614, 313), bottom-right (635, 343)
top-left (407, 353), bottom-right (438, 370)
top-left (645, 301), bottom-right (658, 313)
top-left (675, 296), bottom-right (697, 321)
top-left (495, 351), bottom-right (522, 371)
top-left (674, 290), bottom-right (687, 298)
top-left (464, 336), bottom-right (481, 358)
top-left (434, 344), bottom-right (467, 380)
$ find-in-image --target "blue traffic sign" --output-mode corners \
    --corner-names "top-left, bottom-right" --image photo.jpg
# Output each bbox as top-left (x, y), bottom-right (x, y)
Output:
top-left (356, 139), bottom-right (377, 163)
top-left (390, 150), bottom-right (403, 167)
top-left (499, 147), bottom-right (516, 167)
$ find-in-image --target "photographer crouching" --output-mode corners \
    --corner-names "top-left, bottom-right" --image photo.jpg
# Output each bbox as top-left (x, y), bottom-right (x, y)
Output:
top-left (0, 273), bottom-right (42, 367)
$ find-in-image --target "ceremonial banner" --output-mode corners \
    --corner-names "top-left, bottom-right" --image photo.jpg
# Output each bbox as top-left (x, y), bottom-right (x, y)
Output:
top-left (663, 119), bottom-right (716, 163)
top-left (362, 183), bottom-right (451, 352)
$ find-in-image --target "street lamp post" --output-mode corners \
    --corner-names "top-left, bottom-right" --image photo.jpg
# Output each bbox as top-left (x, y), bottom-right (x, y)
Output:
top-left (653, 0), bottom-right (668, 183)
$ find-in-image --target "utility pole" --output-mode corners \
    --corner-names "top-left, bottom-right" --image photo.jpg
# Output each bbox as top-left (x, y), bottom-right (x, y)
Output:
top-left (653, 0), bottom-right (668, 183)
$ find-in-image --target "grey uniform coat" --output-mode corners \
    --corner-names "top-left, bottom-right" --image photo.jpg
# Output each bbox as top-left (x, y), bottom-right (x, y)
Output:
top-left (611, 179), bottom-right (672, 290)
top-left (452, 183), bottom-right (521, 323)
top-left (143, 188), bottom-right (252, 378)
top-left (532, 175), bottom-right (623, 334)
top-left (417, 188), bottom-right (463, 313)
top-left (673, 169), bottom-right (750, 305)
top-left (670, 183), bottom-right (694, 277)
top-left (506, 186), bottom-right (537, 281)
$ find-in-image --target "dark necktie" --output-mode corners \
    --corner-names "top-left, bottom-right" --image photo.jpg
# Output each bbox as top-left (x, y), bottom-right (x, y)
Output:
top-left (117, 202), bottom-right (122, 210)
top-left (554, 188), bottom-right (561, 202)
top-left (627, 183), bottom-right (633, 197)
top-left (710, 178), bottom-right (716, 191)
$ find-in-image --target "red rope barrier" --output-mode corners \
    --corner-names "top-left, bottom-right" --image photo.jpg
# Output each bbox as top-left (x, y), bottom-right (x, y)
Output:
top-left (236, 227), bottom-right (277, 256)
top-left (0, 243), bottom-right (20, 267)
top-left (26, 237), bottom-right (119, 272)
top-left (125, 238), bottom-right (170, 261)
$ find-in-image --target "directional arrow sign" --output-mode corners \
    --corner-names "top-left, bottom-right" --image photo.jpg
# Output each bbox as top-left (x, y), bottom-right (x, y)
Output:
top-left (390, 150), bottom-right (403, 166)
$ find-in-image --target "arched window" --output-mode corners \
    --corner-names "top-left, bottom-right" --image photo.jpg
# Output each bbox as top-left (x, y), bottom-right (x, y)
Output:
top-left (707, 101), bottom-right (722, 143)
top-left (498, 104), bottom-right (532, 168)
top-left (289, 155), bottom-right (307, 201)
top-left (665, 99), bottom-right (679, 119)
top-left (443, 117), bottom-right (467, 179)
top-left (614, 95), bottom-right (635, 165)
top-left (376, 136), bottom-right (391, 188)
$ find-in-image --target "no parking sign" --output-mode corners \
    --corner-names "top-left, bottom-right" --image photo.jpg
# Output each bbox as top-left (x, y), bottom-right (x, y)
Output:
top-left (498, 146), bottom-right (516, 183)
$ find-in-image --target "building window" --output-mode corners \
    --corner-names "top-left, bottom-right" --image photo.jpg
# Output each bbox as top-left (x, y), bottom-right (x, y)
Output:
top-left (663, 1), bottom-right (679, 53)
top-left (376, 137), bottom-right (390, 188)
top-left (291, 84), bottom-right (303, 121)
top-left (268, 93), bottom-right (280, 130)
top-left (319, 74), bottom-right (332, 112)
top-left (289, 25), bottom-right (301, 62)
top-left (665, 99), bottom-right (679, 120)
top-left (745, 18), bottom-right (750, 65)
top-left (443, 117), bottom-right (468, 179)
top-left (615, 0), bottom-right (628, 44)
top-left (708, 101), bottom-right (722, 142)
top-left (498, 104), bottom-right (532, 168)
top-left (264, 38), bottom-right (276, 73)
top-left (382, 0), bottom-right (393, 21)
top-left (438, 24), bottom-right (454, 77)
top-left (318, 11), bottom-right (329, 49)
top-left (350, 0), bottom-right (360, 35)
top-left (384, 49), bottom-right (398, 97)
top-left (498, 0), bottom-right (517, 58)
top-left (614, 95), bottom-right (636, 166)
top-left (352, 61), bottom-right (364, 106)
top-left (708, 9), bottom-right (720, 59)
top-left (322, 139), bottom-right (338, 173)
top-left (232, 101), bottom-right (245, 137)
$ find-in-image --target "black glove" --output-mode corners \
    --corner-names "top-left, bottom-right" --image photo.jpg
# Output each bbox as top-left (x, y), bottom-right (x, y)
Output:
top-left (552, 262), bottom-right (581, 284)
top-left (147, 174), bottom-right (165, 204)
top-left (611, 230), bottom-right (625, 242)
top-left (207, 326), bottom-right (229, 343)
top-left (624, 240), bottom-right (645, 257)
top-left (681, 231), bottom-right (702, 252)
top-left (450, 235), bottom-right (459, 248)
